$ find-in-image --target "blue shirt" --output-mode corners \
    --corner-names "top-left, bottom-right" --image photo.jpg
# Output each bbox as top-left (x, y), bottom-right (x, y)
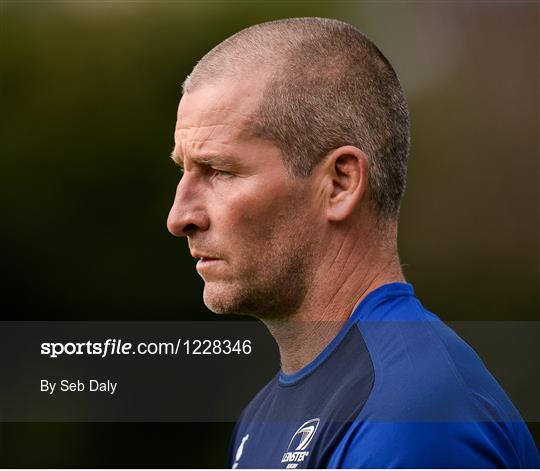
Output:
top-left (229, 282), bottom-right (539, 468)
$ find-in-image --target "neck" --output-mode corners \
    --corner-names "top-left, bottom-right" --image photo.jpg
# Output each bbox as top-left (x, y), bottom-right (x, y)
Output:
top-left (261, 221), bottom-right (405, 375)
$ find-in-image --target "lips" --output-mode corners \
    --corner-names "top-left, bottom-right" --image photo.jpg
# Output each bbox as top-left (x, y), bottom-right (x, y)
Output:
top-left (198, 257), bottom-right (219, 263)
top-left (191, 252), bottom-right (220, 262)
top-left (190, 250), bottom-right (222, 274)
top-left (195, 257), bottom-right (222, 278)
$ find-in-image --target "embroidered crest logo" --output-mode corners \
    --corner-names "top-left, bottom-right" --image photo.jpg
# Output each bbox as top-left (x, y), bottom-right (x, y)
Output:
top-left (281, 418), bottom-right (320, 468)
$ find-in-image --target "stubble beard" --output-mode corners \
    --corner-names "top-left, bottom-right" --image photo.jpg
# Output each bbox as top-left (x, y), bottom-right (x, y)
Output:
top-left (202, 229), bottom-right (315, 320)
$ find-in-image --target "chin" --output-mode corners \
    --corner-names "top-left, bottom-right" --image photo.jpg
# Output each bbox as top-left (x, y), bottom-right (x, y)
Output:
top-left (202, 280), bottom-right (264, 316)
top-left (202, 281), bottom-right (243, 314)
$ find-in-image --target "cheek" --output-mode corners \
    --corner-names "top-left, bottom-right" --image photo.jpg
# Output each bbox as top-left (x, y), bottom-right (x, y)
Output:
top-left (209, 179), bottom-right (314, 257)
top-left (213, 183), bottom-right (287, 233)
top-left (224, 201), bottom-right (277, 247)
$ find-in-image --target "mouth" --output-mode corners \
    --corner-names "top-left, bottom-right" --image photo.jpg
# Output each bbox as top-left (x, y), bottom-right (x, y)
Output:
top-left (195, 257), bottom-right (222, 276)
top-left (191, 251), bottom-right (219, 261)
top-left (197, 257), bottom-right (219, 264)
top-left (191, 252), bottom-right (222, 272)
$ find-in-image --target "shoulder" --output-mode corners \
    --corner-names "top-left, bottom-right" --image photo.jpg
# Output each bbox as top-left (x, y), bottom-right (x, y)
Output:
top-left (331, 296), bottom-right (539, 468)
top-left (355, 295), bottom-right (522, 423)
top-left (328, 420), bottom-right (539, 468)
top-left (329, 315), bottom-right (539, 468)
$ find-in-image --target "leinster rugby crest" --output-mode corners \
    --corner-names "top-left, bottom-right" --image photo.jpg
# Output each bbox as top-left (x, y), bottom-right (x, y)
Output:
top-left (281, 418), bottom-right (320, 468)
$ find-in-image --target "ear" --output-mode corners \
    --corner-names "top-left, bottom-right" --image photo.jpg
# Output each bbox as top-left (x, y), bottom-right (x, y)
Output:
top-left (323, 146), bottom-right (369, 222)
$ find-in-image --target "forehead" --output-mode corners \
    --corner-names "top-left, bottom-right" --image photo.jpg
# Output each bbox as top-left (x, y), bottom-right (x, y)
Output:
top-left (174, 80), bottom-right (264, 158)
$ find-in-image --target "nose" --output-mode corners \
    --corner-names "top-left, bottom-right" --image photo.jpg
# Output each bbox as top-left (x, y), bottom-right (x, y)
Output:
top-left (167, 176), bottom-right (209, 237)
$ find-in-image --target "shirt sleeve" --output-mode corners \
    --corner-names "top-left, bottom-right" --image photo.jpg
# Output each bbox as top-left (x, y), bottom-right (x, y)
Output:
top-left (327, 420), bottom-right (539, 468)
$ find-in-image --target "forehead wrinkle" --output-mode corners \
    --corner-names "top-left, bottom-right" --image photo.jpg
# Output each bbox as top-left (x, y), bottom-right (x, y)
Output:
top-left (177, 107), bottom-right (254, 121)
top-left (175, 122), bottom-right (247, 131)
top-left (176, 107), bottom-right (255, 139)
top-left (181, 138), bottom-right (239, 161)
top-left (176, 122), bottom-right (253, 145)
top-left (175, 121), bottom-right (250, 159)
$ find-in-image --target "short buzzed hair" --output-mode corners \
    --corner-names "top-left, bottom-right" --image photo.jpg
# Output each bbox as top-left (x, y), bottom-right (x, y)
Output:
top-left (183, 17), bottom-right (410, 222)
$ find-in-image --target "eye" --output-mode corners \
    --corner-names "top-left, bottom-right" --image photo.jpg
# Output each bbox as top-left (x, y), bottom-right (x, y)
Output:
top-left (211, 168), bottom-right (232, 178)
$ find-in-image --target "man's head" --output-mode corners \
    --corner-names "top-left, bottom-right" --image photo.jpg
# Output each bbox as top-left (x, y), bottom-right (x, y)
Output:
top-left (167, 18), bottom-right (410, 318)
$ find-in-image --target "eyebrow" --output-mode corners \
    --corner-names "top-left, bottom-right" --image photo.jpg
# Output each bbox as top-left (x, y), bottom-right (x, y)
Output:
top-left (169, 151), bottom-right (236, 170)
top-left (169, 150), bottom-right (183, 167)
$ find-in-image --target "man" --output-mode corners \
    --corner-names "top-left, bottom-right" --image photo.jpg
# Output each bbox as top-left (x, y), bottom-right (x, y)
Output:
top-left (167, 18), bottom-right (538, 468)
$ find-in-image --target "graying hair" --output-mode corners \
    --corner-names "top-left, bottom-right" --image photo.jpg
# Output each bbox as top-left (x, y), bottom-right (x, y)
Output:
top-left (183, 17), bottom-right (410, 222)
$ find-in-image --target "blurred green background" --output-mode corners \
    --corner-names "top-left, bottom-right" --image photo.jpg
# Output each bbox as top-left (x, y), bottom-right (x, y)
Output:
top-left (1, 0), bottom-right (538, 467)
